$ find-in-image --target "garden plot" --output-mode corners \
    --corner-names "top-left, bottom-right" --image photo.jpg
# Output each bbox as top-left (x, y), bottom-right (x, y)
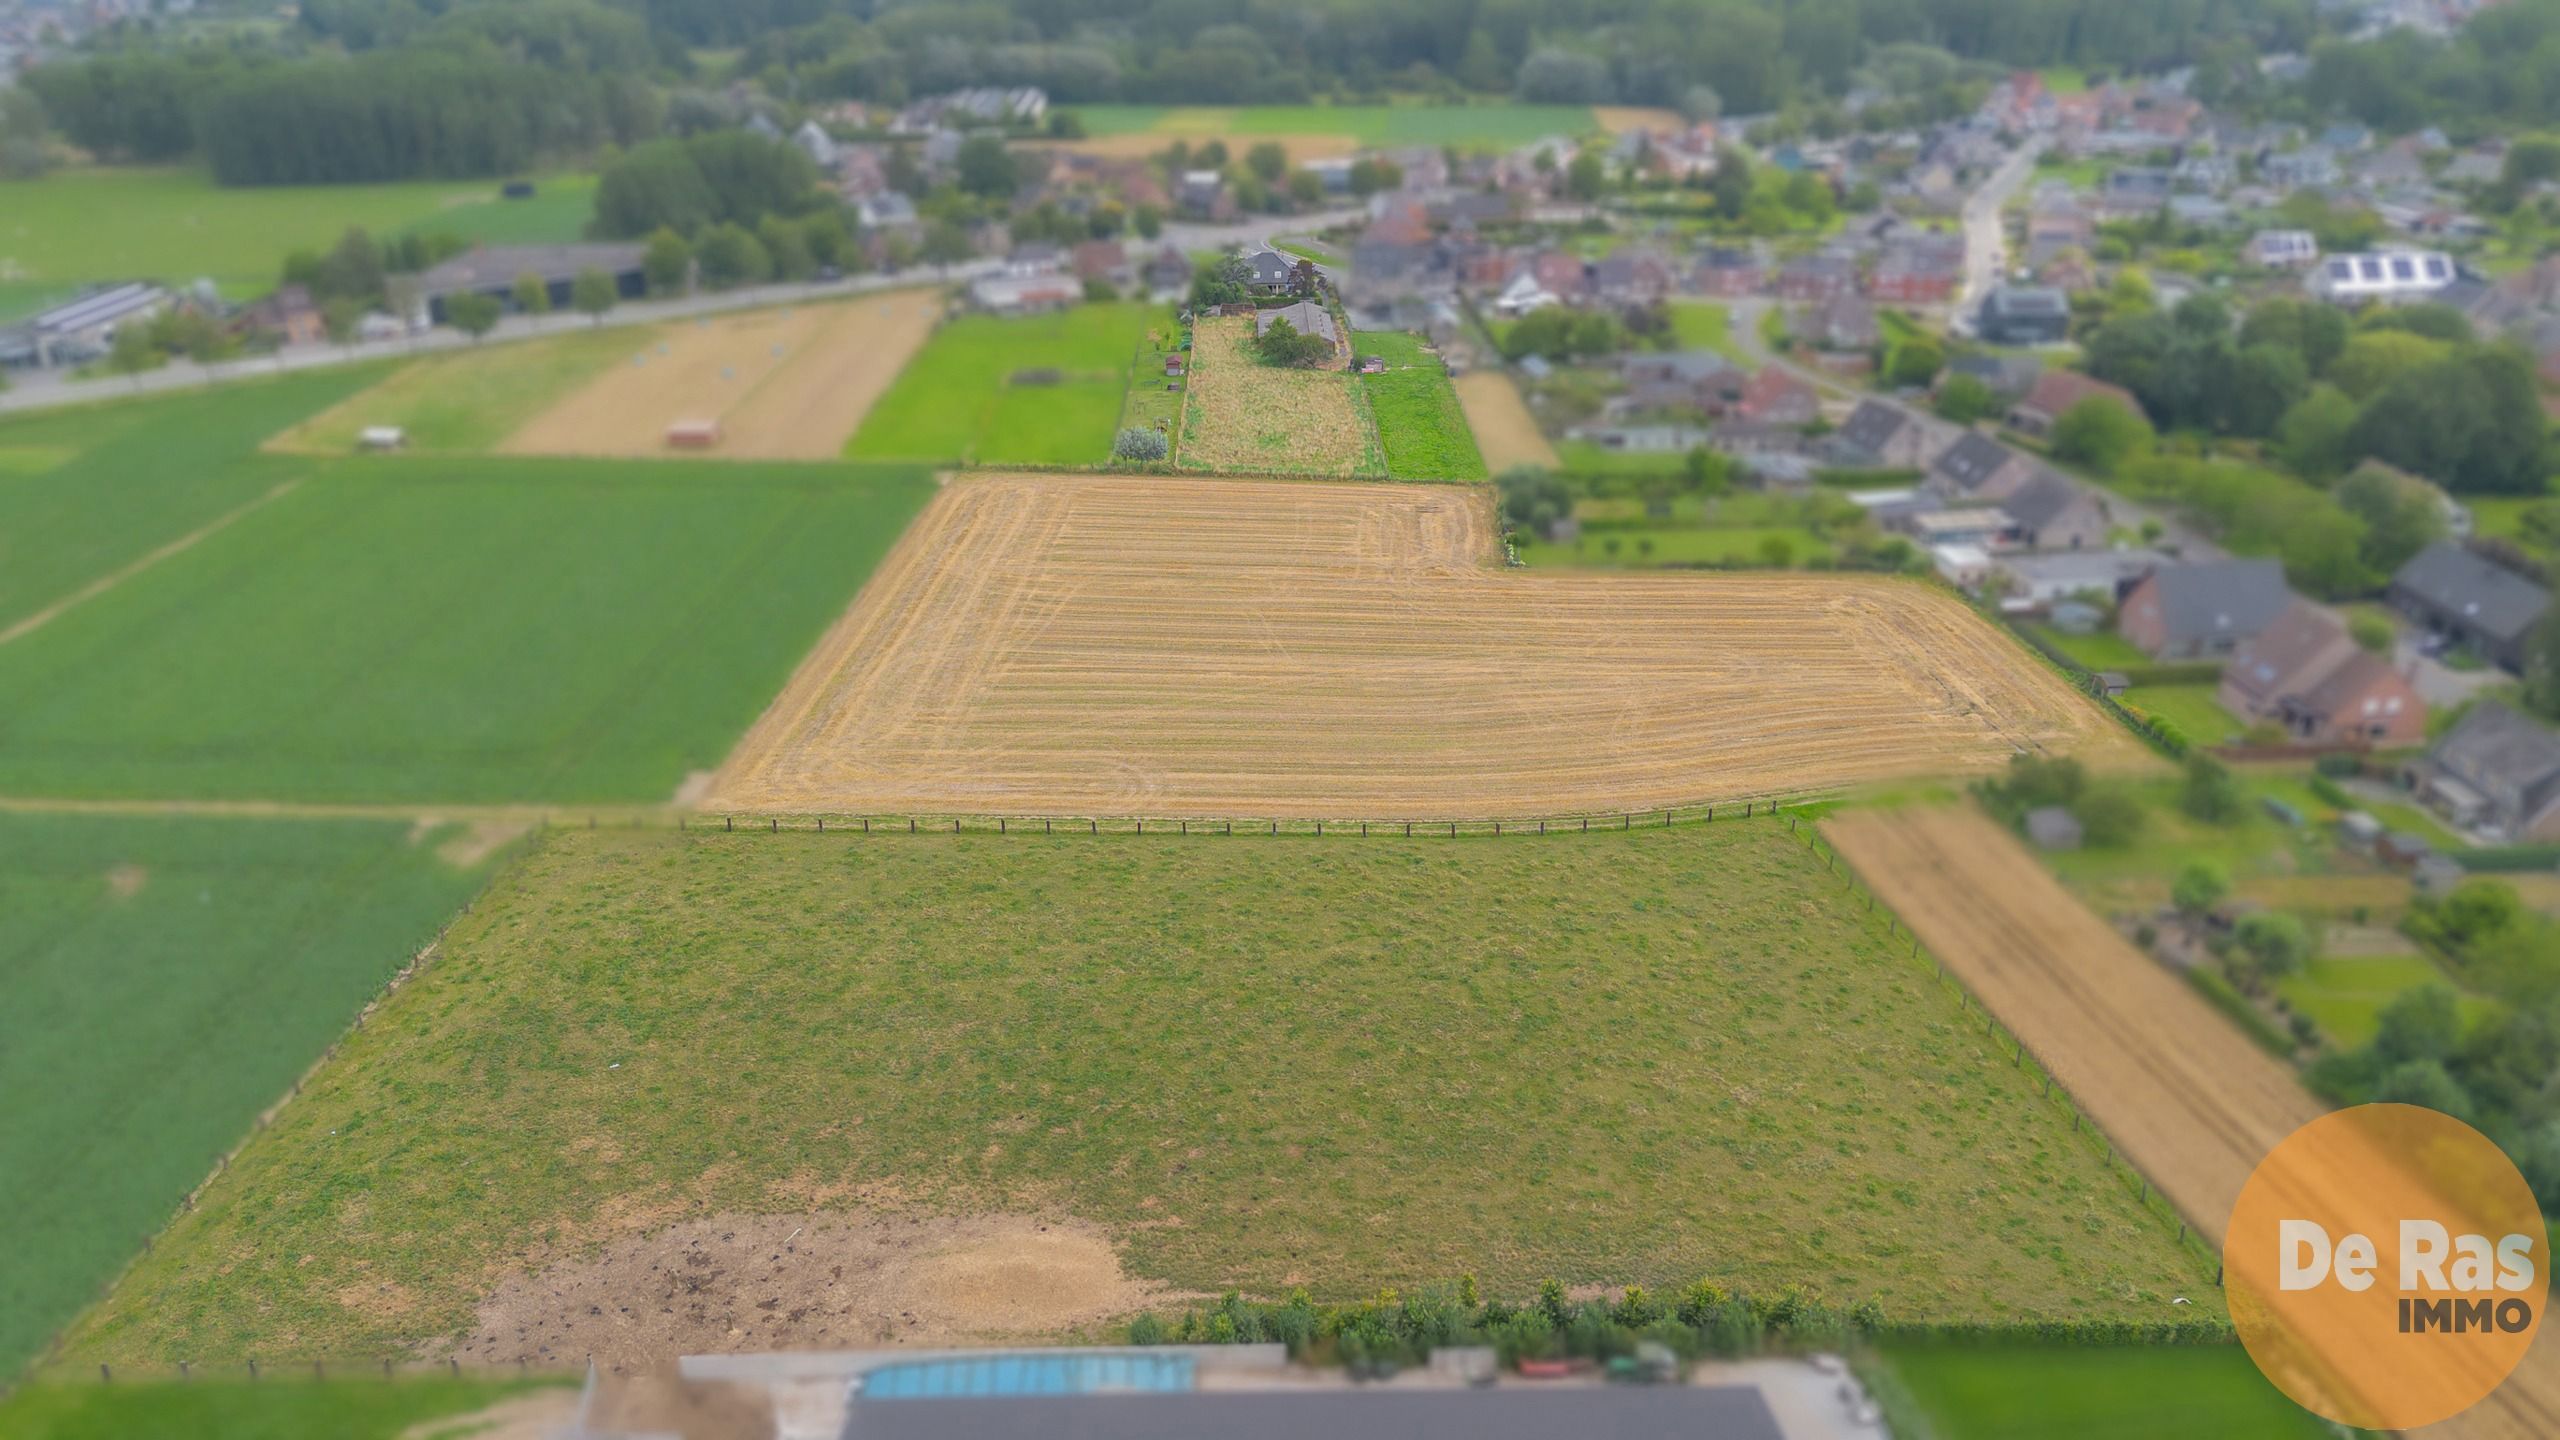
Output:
top-left (1176, 317), bottom-right (1381, 477)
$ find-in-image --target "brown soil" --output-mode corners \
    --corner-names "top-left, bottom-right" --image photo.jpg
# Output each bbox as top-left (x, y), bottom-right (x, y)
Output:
top-left (1592, 106), bottom-right (1688, 134)
top-left (499, 292), bottom-right (939, 461)
top-left (708, 472), bottom-right (2130, 818)
top-left (1451, 371), bottom-right (1559, 471)
top-left (1823, 805), bottom-right (2560, 1440)
top-left (455, 1211), bottom-right (1169, 1374)
top-left (104, 862), bottom-right (147, 900)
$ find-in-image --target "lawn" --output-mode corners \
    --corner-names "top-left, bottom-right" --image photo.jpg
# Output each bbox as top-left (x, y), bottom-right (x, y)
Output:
top-left (847, 302), bottom-right (1170, 466)
top-left (1554, 439), bottom-right (1696, 477)
top-left (0, 1375), bottom-right (565, 1440)
top-left (1663, 300), bottom-right (1748, 363)
top-left (2275, 952), bottom-right (2499, 1051)
top-left (1177, 316), bottom-right (1382, 477)
top-left (0, 168), bottom-right (569, 297)
top-left (391, 175), bottom-right (597, 248)
top-left (1061, 104), bottom-right (1598, 148)
top-left (0, 811), bottom-right (502, 1379)
top-left (1877, 1341), bottom-right (2332, 1440)
top-left (63, 823), bottom-right (2214, 1367)
top-left (2022, 624), bottom-right (2150, 672)
top-left (2039, 776), bottom-right (2402, 919)
top-left (0, 457), bottom-right (937, 804)
top-left (1354, 330), bottom-right (1486, 481)
top-left (265, 326), bottom-right (642, 454)
top-left (2118, 684), bottom-right (2243, 745)
top-left (0, 366), bottom-right (389, 635)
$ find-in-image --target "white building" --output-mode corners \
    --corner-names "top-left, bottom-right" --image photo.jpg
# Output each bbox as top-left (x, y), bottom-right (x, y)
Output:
top-left (2249, 229), bottom-right (2319, 269)
top-left (2309, 249), bottom-right (2456, 303)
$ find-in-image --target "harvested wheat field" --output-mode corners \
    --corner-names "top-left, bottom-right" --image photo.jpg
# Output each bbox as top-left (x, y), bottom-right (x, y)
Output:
top-left (710, 473), bottom-right (2128, 818)
top-left (1178, 317), bottom-right (1381, 477)
top-left (1453, 370), bottom-right (1559, 471)
top-left (1823, 805), bottom-right (2560, 1440)
top-left (1593, 105), bottom-right (1689, 134)
top-left (500, 291), bottom-right (940, 460)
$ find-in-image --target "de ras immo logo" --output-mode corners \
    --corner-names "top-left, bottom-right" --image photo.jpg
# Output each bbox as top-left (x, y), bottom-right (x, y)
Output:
top-left (2226, 1104), bottom-right (2547, 1430)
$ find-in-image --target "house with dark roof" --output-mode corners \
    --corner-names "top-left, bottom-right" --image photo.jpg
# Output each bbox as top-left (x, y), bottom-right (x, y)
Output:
top-left (1833, 399), bottom-right (1940, 469)
top-left (1690, 246), bottom-right (1766, 297)
top-left (1802, 293), bottom-right (1880, 352)
top-left (1925, 431), bottom-right (2039, 503)
top-left (1939, 353), bottom-right (2042, 401)
top-left (1774, 253), bottom-right (1858, 302)
top-left (2411, 702), bottom-right (2560, 839)
top-left (1998, 469), bottom-right (2110, 552)
top-left (2218, 602), bottom-right (2425, 746)
top-left (408, 243), bottom-right (647, 326)
top-left (2389, 541), bottom-right (2552, 673)
top-left (2117, 558), bottom-right (2293, 660)
top-left (1241, 249), bottom-right (1301, 295)
top-left (1253, 299), bottom-right (1338, 346)
top-left (1976, 285), bottom-right (2070, 345)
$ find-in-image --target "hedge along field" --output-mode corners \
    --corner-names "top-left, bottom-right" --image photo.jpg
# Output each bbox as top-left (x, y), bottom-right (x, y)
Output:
top-left (0, 811), bottom-right (501, 1380)
top-left (846, 302), bottom-right (1169, 466)
top-left (0, 458), bottom-right (936, 804)
top-left (1062, 104), bottom-right (1600, 148)
top-left (0, 365), bottom-right (388, 634)
top-left (62, 823), bottom-right (2216, 1368)
top-left (1355, 331), bottom-right (1488, 482)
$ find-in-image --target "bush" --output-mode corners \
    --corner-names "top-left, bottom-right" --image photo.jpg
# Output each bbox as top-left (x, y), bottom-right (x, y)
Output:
top-left (2314, 752), bottom-right (2364, 778)
top-left (1112, 427), bottom-right (1170, 462)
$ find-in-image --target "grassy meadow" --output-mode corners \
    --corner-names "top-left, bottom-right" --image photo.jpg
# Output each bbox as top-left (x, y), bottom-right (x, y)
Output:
top-left (1177, 317), bottom-right (1382, 477)
top-left (0, 812), bottom-right (501, 1379)
top-left (1354, 330), bottom-right (1487, 482)
top-left (0, 367), bottom-right (388, 634)
top-left (0, 457), bottom-right (935, 803)
top-left (0, 169), bottom-right (582, 297)
top-left (847, 302), bottom-right (1170, 466)
top-left (1876, 1342), bottom-right (2332, 1439)
top-left (62, 822), bottom-right (2216, 1368)
top-left (0, 1374), bottom-right (564, 1440)
top-left (267, 326), bottom-right (643, 454)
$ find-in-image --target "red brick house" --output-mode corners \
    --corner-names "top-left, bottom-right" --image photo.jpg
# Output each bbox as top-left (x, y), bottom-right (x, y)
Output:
top-left (2217, 602), bottom-right (2425, 746)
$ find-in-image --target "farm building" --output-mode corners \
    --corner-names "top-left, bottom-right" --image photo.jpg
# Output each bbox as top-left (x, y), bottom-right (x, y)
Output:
top-left (408, 243), bottom-right (648, 327)
top-left (969, 272), bottom-right (1084, 315)
top-left (0, 282), bottom-right (169, 369)
top-left (665, 419), bottom-right (724, 449)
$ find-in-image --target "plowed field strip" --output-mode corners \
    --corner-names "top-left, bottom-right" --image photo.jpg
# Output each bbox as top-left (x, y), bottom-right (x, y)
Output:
top-left (1824, 805), bottom-right (2560, 1440)
top-left (710, 473), bottom-right (2131, 818)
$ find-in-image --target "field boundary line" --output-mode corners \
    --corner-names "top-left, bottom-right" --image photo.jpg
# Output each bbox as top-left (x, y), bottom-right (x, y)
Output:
top-left (0, 474), bottom-right (310, 649)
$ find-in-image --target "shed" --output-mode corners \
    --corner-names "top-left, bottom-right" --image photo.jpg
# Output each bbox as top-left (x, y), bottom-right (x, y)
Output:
top-left (357, 426), bottom-right (407, 452)
top-left (2377, 831), bottom-right (2437, 869)
top-left (2337, 811), bottom-right (2384, 850)
top-left (665, 419), bottom-right (724, 449)
top-left (2024, 806), bottom-right (2084, 851)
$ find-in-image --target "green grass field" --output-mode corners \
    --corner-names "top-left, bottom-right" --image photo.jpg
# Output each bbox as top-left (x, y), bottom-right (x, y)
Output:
top-left (1878, 1342), bottom-right (2331, 1439)
top-left (1521, 525), bottom-right (1832, 568)
top-left (62, 823), bottom-right (2215, 1367)
top-left (1354, 331), bottom-right (1487, 481)
top-left (1063, 104), bottom-right (1598, 147)
top-left (0, 367), bottom-right (390, 634)
top-left (2275, 952), bottom-right (2498, 1050)
top-left (0, 1375), bottom-right (565, 1440)
top-left (267, 327), bottom-right (640, 454)
top-left (2118, 684), bottom-right (2243, 745)
top-left (1663, 301), bottom-right (1749, 363)
top-left (848, 302), bottom-right (1170, 466)
top-left (392, 176), bottom-right (596, 249)
top-left (0, 168), bottom-right (575, 297)
top-left (0, 812), bottom-right (502, 1379)
top-left (2023, 624), bottom-right (2150, 672)
top-left (0, 457), bottom-right (935, 803)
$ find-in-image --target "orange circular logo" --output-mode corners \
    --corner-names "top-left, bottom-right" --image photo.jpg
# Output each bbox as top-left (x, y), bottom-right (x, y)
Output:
top-left (2226, 1104), bottom-right (2546, 1430)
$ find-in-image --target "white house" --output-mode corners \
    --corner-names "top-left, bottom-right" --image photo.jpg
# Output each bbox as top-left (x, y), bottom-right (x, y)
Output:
top-left (1492, 271), bottom-right (1557, 317)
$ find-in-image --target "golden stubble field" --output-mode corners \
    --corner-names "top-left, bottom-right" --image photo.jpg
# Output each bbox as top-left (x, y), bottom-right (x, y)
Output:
top-left (708, 472), bottom-right (2133, 818)
top-left (1823, 805), bottom-right (2560, 1440)
top-left (1452, 370), bottom-right (1559, 471)
top-left (501, 290), bottom-right (941, 460)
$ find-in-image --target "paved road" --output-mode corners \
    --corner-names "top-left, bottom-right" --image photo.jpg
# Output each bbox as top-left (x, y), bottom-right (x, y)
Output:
top-left (1950, 142), bottom-right (2042, 333)
top-left (0, 210), bottom-right (1363, 419)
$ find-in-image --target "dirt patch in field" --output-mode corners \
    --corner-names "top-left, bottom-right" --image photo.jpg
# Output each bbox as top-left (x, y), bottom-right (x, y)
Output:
top-left (1452, 370), bottom-right (1558, 470)
top-left (500, 292), bottom-right (940, 461)
top-left (1822, 805), bottom-right (2560, 1440)
top-left (456, 1211), bottom-right (1167, 1372)
top-left (103, 862), bottom-right (147, 900)
top-left (1593, 106), bottom-right (1688, 134)
top-left (710, 472), bottom-right (2131, 818)
top-left (399, 1390), bottom-right (581, 1440)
